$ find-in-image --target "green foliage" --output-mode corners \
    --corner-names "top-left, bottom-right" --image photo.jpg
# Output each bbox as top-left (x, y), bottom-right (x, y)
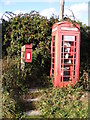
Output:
top-left (39, 84), bottom-right (88, 118)
top-left (2, 11), bottom-right (58, 57)
top-left (2, 57), bottom-right (28, 118)
top-left (80, 23), bottom-right (90, 72)
top-left (2, 11), bottom-right (58, 77)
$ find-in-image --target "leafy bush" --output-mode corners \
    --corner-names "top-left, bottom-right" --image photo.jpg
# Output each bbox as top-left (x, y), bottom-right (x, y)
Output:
top-left (80, 24), bottom-right (90, 73)
top-left (2, 57), bottom-right (28, 118)
top-left (2, 11), bottom-right (58, 80)
top-left (39, 84), bottom-right (88, 118)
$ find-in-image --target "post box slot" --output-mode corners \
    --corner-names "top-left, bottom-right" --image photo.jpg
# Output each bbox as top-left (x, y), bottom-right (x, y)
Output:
top-left (26, 48), bottom-right (32, 49)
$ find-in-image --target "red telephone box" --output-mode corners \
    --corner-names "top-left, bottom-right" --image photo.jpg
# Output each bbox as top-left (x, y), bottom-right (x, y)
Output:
top-left (50, 21), bottom-right (80, 88)
top-left (25, 44), bottom-right (32, 63)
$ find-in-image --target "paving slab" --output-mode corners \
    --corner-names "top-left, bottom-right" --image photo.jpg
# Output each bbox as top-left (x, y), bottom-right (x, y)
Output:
top-left (29, 88), bottom-right (39, 93)
top-left (25, 97), bottom-right (40, 102)
top-left (25, 110), bottom-right (41, 116)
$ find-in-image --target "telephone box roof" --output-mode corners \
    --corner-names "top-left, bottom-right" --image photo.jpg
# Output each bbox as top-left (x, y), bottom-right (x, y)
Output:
top-left (52, 21), bottom-right (80, 31)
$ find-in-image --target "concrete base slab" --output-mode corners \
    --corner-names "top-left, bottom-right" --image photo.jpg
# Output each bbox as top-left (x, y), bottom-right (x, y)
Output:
top-left (25, 110), bottom-right (41, 116)
top-left (29, 88), bottom-right (39, 93)
top-left (25, 97), bottom-right (40, 102)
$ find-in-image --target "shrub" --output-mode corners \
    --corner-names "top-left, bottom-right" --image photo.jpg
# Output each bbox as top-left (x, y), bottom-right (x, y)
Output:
top-left (39, 84), bottom-right (88, 118)
top-left (2, 57), bottom-right (28, 118)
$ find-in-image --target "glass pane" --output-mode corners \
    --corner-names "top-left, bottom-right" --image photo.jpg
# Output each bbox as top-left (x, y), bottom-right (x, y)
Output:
top-left (53, 42), bottom-right (55, 46)
top-left (53, 53), bottom-right (54, 57)
top-left (53, 36), bottom-right (55, 41)
top-left (64, 36), bottom-right (75, 41)
top-left (53, 47), bottom-right (55, 52)
top-left (52, 58), bottom-right (54, 63)
top-left (64, 70), bottom-right (70, 76)
top-left (52, 64), bottom-right (54, 68)
top-left (63, 77), bottom-right (70, 81)
top-left (75, 48), bottom-right (76, 52)
top-left (52, 69), bottom-right (54, 74)
top-left (75, 36), bottom-right (76, 42)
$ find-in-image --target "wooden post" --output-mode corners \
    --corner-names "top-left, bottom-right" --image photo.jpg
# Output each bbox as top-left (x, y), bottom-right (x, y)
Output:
top-left (0, 23), bottom-right (2, 119)
top-left (21, 45), bottom-right (25, 71)
top-left (59, 0), bottom-right (65, 21)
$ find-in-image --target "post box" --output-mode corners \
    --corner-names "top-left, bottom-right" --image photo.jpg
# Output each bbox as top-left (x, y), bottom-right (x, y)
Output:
top-left (50, 21), bottom-right (80, 88)
top-left (25, 44), bottom-right (32, 63)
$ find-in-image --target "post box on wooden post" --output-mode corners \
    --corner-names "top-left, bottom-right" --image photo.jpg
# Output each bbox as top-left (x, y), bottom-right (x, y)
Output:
top-left (21, 44), bottom-right (32, 70)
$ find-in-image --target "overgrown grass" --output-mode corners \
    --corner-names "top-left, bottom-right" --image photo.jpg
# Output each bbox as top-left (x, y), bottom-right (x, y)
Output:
top-left (2, 57), bottom-right (29, 118)
top-left (39, 83), bottom-right (88, 118)
top-left (2, 56), bottom-right (51, 119)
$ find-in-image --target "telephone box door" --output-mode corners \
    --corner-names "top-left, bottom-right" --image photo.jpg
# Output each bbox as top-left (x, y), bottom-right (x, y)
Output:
top-left (60, 34), bottom-right (80, 87)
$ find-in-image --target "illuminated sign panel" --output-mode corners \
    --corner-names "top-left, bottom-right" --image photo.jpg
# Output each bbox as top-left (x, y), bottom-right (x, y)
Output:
top-left (61, 27), bottom-right (78, 31)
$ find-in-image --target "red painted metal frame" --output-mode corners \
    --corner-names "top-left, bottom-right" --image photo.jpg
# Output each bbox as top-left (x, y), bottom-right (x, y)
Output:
top-left (50, 32), bottom-right (56, 83)
top-left (50, 21), bottom-right (80, 88)
top-left (25, 44), bottom-right (32, 63)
